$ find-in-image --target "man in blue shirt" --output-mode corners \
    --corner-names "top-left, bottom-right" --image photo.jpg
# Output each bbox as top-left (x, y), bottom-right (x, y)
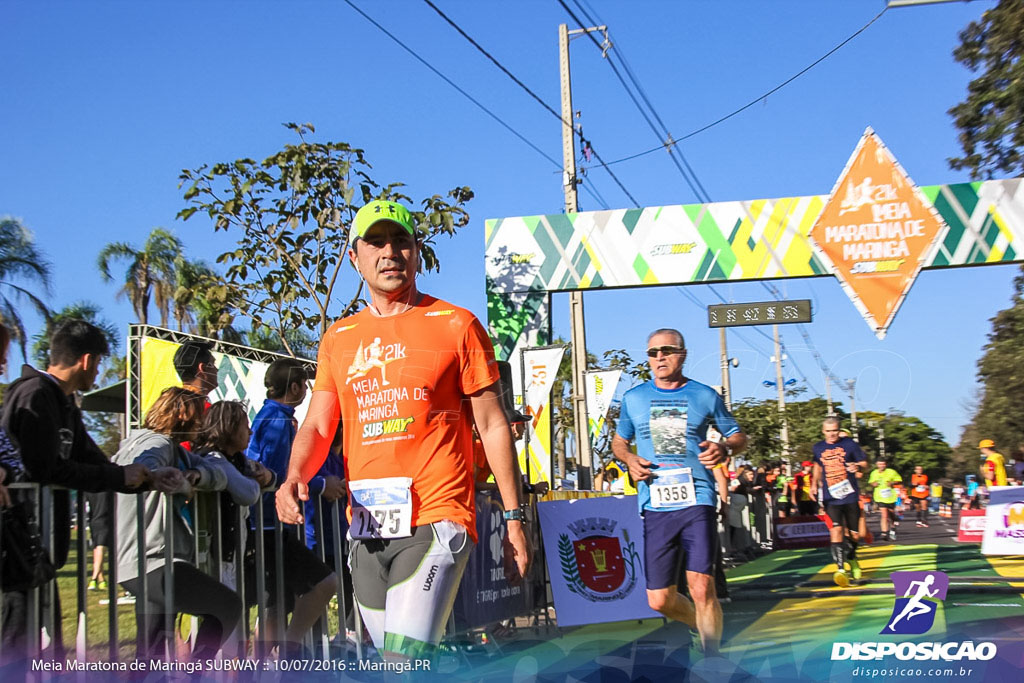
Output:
top-left (247, 358), bottom-right (340, 656)
top-left (811, 417), bottom-right (867, 587)
top-left (612, 328), bottom-right (747, 656)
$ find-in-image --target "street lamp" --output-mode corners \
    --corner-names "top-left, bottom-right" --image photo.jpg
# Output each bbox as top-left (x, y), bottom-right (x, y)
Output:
top-left (762, 379), bottom-right (797, 388)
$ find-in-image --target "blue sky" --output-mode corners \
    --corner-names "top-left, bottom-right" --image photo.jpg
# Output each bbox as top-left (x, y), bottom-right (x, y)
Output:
top-left (0, 0), bottom-right (1012, 446)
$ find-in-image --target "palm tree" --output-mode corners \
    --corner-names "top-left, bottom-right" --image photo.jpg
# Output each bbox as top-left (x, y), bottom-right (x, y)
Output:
top-left (97, 228), bottom-right (183, 326)
top-left (31, 301), bottom-right (120, 367)
top-left (0, 217), bottom-right (53, 360)
top-left (171, 256), bottom-right (213, 333)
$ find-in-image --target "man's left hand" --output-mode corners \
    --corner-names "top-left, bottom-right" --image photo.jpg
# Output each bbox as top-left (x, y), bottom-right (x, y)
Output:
top-left (504, 521), bottom-right (533, 585)
top-left (698, 440), bottom-right (727, 467)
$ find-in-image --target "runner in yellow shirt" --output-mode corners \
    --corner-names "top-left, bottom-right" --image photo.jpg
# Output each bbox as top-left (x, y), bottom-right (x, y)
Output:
top-left (868, 459), bottom-right (901, 541)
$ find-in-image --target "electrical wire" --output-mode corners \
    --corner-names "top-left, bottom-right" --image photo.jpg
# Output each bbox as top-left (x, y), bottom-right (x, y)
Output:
top-left (420, 0), bottom-right (640, 206)
top-left (342, 0), bottom-right (611, 211)
top-left (566, 0), bottom-right (711, 204)
top-left (342, 0), bottom-right (560, 168)
top-left (598, 5), bottom-right (891, 167)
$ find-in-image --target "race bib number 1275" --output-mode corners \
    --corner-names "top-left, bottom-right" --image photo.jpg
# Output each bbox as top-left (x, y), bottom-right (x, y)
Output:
top-left (349, 477), bottom-right (413, 540)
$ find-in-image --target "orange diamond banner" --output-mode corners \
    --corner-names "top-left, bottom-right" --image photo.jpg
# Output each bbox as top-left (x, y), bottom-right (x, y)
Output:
top-left (809, 128), bottom-right (947, 339)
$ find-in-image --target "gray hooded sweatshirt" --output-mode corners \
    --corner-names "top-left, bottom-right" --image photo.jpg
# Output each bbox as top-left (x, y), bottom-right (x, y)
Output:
top-left (114, 429), bottom-right (260, 582)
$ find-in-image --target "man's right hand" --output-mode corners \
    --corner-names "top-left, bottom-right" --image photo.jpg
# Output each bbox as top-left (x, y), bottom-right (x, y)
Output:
top-left (122, 463), bottom-right (151, 489)
top-left (624, 453), bottom-right (653, 483)
top-left (276, 478), bottom-right (308, 524)
top-left (321, 475), bottom-right (346, 502)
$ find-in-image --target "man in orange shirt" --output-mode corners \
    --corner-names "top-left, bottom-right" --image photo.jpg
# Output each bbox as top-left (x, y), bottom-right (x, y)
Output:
top-left (276, 200), bottom-right (531, 662)
top-left (910, 465), bottom-right (930, 528)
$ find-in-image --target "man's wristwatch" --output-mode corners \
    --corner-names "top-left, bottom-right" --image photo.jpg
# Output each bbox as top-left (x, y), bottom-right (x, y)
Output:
top-left (503, 505), bottom-right (528, 522)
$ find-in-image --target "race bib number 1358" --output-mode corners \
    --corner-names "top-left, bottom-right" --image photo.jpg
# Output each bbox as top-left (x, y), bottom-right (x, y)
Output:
top-left (650, 467), bottom-right (696, 509)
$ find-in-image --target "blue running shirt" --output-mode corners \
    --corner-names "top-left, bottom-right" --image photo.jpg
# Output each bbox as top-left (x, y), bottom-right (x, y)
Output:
top-left (617, 379), bottom-right (740, 513)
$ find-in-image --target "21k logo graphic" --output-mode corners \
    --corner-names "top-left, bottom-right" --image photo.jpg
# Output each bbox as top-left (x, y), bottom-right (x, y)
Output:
top-left (881, 570), bottom-right (949, 635)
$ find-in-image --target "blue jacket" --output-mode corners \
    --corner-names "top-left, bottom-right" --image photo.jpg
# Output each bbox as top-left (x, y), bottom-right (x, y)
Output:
top-left (246, 398), bottom-right (326, 529)
top-left (304, 452), bottom-right (348, 561)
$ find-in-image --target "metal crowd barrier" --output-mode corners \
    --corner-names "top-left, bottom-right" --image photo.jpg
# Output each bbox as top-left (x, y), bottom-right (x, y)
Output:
top-left (1, 483), bottom-right (359, 668)
top-left (2, 480), bottom-right (551, 670)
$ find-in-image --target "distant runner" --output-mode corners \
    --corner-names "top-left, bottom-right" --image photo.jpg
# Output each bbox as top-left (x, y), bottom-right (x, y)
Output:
top-left (812, 417), bottom-right (867, 587)
top-left (868, 459), bottom-right (901, 541)
top-left (910, 465), bottom-right (930, 528)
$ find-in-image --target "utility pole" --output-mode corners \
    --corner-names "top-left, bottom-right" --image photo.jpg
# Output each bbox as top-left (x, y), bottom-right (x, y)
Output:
top-left (825, 375), bottom-right (834, 416)
top-left (719, 328), bottom-right (732, 410)
top-left (772, 325), bottom-right (790, 462)
top-left (560, 22), bottom-right (604, 490)
top-left (847, 378), bottom-right (858, 442)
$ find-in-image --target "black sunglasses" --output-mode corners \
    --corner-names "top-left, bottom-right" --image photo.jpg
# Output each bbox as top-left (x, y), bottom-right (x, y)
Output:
top-left (646, 345), bottom-right (684, 357)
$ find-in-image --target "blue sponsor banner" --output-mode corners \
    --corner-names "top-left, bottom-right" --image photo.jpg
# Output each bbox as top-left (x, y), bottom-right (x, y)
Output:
top-left (452, 492), bottom-right (534, 631)
top-left (537, 495), bottom-right (658, 627)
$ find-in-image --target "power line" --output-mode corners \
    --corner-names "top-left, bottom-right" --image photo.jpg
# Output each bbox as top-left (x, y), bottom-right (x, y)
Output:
top-left (567, 0), bottom-right (712, 204)
top-left (342, 0), bottom-right (611, 210)
top-left (558, 0), bottom-right (707, 204)
top-left (561, 0), bottom-right (824, 395)
top-left (599, 5), bottom-right (891, 168)
top-left (706, 283), bottom-right (820, 394)
top-left (420, 0), bottom-right (639, 206)
top-left (675, 287), bottom-right (772, 359)
top-left (759, 281), bottom-right (842, 399)
top-left (342, 0), bottom-right (559, 167)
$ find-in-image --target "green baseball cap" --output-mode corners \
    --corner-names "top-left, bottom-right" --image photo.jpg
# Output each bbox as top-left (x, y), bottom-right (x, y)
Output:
top-left (351, 200), bottom-right (416, 242)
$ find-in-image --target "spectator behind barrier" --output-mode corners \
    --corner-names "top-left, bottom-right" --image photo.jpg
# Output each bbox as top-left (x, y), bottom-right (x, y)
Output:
top-left (0, 322), bottom-right (26, 509)
top-left (1, 319), bottom-right (151, 658)
top-left (303, 431), bottom-right (354, 638)
top-left (113, 387), bottom-right (247, 661)
top-left (191, 400), bottom-right (275, 658)
top-left (192, 401), bottom-right (275, 584)
top-left (173, 340), bottom-right (218, 399)
top-left (246, 357), bottom-right (338, 658)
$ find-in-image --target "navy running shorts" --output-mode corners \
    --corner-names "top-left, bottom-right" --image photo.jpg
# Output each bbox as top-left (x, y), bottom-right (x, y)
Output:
top-left (643, 505), bottom-right (718, 589)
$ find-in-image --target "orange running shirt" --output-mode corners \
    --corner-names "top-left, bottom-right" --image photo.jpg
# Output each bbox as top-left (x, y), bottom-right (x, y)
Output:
top-left (911, 473), bottom-right (929, 499)
top-left (313, 295), bottom-right (500, 542)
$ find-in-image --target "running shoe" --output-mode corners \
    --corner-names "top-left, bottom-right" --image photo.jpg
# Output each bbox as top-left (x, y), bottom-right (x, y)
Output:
top-left (88, 580), bottom-right (98, 591)
top-left (849, 558), bottom-right (862, 581)
top-left (888, 530), bottom-right (896, 541)
top-left (919, 521), bottom-right (929, 528)
top-left (833, 569), bottom-right (850, 587)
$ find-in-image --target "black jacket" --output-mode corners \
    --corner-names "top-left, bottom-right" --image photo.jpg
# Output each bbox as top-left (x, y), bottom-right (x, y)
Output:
top-left (1, 365), bottom-right (130, 566)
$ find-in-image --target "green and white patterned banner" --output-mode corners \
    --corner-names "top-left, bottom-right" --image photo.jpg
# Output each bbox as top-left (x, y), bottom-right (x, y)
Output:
top-left (485, 179), bottom-right (1024, 355)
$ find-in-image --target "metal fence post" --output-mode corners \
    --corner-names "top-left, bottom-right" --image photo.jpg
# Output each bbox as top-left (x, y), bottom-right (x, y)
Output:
top-left (253, 496), bottom-right (267, 658)
top-left (330, 499), bottom-right (356, 661)
top-left (273, 518), bottom-right (285, 653)
top-left (107, 491), bottom-right (118, 663)
top-left (135, 492), bottom-right (148, 658)
top-left (75, 493), bottom-right (87, 663)
top-left (163, 493), bottom-right (175, 663)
